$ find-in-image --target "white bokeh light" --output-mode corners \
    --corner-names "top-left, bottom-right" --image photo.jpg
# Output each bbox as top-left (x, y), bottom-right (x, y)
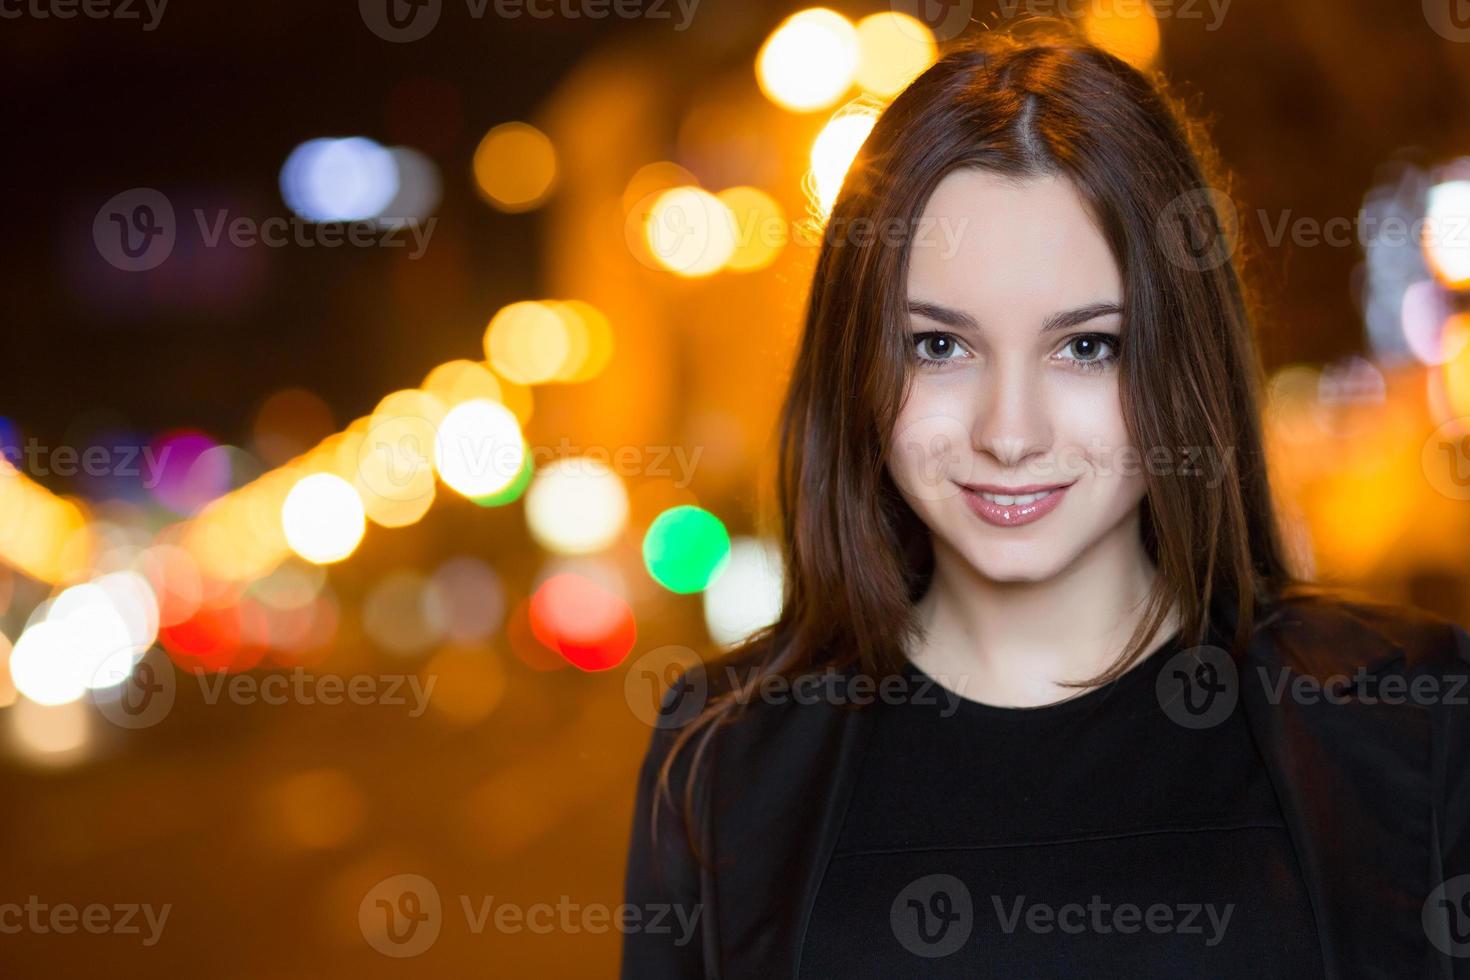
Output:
top-left (282, 473), bottom-right (367, 564)
top-left (11, 619), bottom-right (90, 706)
top-left (524, 457), bottom-right (629, 555)
top-left (757, 9), bottom-right (860, 112)
top-left (702, 536), bottom-right (784, 647)
top-left (434, 399), bottom-right (525, 498)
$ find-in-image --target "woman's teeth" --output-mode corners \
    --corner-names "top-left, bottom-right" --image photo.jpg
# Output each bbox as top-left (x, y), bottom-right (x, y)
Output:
top-left (977, 489), bottom-right (1054, 506)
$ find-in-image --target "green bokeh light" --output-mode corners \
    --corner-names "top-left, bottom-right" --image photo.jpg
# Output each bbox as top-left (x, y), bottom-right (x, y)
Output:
top-left (642, 505), bottom-right (731, 594)
top-left (471, 446), bottom-right (533, 507)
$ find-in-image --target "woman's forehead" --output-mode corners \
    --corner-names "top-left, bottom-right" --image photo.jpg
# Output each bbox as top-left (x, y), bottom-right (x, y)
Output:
top-left (907, 169), bottom-right (1122, 329)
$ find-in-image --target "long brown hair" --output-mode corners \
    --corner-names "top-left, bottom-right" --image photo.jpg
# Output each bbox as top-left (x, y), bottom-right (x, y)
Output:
top-left (655, 18), bottom-right (1308, 854)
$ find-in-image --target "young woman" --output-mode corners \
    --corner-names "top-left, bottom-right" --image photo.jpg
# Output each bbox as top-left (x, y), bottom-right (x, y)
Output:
top-left (622, 21), bottom-right (1470, 979)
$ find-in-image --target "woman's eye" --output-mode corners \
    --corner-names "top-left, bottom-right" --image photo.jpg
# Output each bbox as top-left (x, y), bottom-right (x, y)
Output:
top-left (913, 332), bottom-right (967, 367)
top-left (1056, 333), bottom-right (1120, 371)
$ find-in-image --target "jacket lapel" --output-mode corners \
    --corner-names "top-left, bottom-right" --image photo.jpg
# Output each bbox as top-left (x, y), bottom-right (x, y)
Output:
top-left (711, 675), bottom-right (876, 979)
top-left (1236, 603), bottom-right (1434, 978)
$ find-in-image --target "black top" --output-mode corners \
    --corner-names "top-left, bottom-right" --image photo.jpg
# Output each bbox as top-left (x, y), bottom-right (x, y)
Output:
top-left (797, 629), bottom-right (1325, 979)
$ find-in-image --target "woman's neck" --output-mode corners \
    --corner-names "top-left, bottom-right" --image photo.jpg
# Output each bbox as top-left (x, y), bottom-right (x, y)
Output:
top-left (908, 516), bottom-right (1180, 707)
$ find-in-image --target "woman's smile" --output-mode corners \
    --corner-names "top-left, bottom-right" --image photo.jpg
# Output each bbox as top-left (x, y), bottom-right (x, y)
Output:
top-left (959, 480), bottom-right (1073, 527)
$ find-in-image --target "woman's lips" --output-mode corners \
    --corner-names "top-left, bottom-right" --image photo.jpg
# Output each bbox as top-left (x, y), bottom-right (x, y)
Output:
top-left (959, 482), bottom-right (1072, 527)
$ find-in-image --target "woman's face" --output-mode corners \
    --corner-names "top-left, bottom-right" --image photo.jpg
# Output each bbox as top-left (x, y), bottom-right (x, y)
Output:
top-left (886, 168), bottom-right (1147, 583)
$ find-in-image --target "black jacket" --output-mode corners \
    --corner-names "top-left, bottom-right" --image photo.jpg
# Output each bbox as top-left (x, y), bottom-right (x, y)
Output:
top-left (621, 596), bottom-right (1470, 979)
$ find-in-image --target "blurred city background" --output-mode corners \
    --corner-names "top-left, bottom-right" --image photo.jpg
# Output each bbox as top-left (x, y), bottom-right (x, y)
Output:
top-left (2, 0), bottom-right (1469, 975)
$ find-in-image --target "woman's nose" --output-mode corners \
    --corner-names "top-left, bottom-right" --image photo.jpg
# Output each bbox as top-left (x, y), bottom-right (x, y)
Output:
top-left (970, 361), bottom-right (1053, 471)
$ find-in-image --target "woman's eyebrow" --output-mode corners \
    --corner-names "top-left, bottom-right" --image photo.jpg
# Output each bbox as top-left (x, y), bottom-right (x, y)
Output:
top-left (907, 300), bottom-right (979, 332)
top-left (907, 299), bottom-right (1123, 334)
top-left (1041, 301), bottom-right (1123, 334)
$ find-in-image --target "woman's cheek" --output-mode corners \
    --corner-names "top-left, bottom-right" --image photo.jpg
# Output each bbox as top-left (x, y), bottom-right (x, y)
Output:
top-left (888, 384), bottom-right (979, 504)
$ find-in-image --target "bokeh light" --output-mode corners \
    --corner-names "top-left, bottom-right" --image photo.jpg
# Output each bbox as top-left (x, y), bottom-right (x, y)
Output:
top-left (702, 536), bottom-right (784, 646)
top-left (472, 450), bottom-right (535, 507)
top-left (433, 399), bottom-right (526, 498)
top-left (524, 457), bottom-right (629, 555)
top-left (1083, 0), bottom-right (1162, 69)
top-left (854, 12), bottom-right (937, 98)
top-left (249, 560), bottom-right (325, 613)
top-left (0, 630), bottom-right (15, 709)
top-left (380, 146), bottom-right (442, 227)
top-left (1399, 280), bottom-right (1464, 365)
top-left (281, 137), bottom-right (400, 223)
top-left (484, 301), bottom-right (572, 384)
top-left (473, 121), bottom-right (557, 212)
top-left (356, 389), bottom-right (442, 528)
top-left (281, 473), bottom-right (366, 564)
top-left (50, 572), bottom-right (159, 692)
top-left (159, 597), bottom-right (267, 673)
top-left (1442, 318), bottom-right (1470, 417)
top-left (7, 698), bottom-right (90, 765)
top-left (528, 572), bottom-right (636, 671)
top-left (149, 430), bottom-right (230, 516)
top-left (810, 103), bottom-right (880, 218)
top-left (362, 569), bottom-right (439, 656)
top-left (756, 8), bottom-right (859, 112)
top-left (717, 186), bottom-right (786, 272)
top-left (642, 186), bottom-right (738, 277)
top-left (621, 161), bottom-right (699, 214)
top-left (0, 465), bottom-right (93, 583)
top-left (11, 619), bottom-right (88, 706)
top-left (545, 300), bottom-right (616, 383)
top-left (139, 542), bottom-right (204, 628)
top-left (1425, 177), bottom-right (1470, 290)
top-left (424, 556), bottom-right (505, 643)
top-left (642, 505), bottom-right (731, 594)
top-left (422, 359), bottom-right (504, 408)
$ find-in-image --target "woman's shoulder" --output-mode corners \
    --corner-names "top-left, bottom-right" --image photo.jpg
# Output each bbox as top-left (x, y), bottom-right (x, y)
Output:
top-left (638, 634), bottom-right (786, 769)
top-left (1256, 589), bottom-right (1469, 678)
top-left (641, 632), bottom-right (856, 788)
top-left (652, 632), bottom-right (786, 718)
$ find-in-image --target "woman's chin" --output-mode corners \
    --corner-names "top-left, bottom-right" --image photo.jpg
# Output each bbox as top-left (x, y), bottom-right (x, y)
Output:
top-left (959, 548), bottom-right (1067, 585)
